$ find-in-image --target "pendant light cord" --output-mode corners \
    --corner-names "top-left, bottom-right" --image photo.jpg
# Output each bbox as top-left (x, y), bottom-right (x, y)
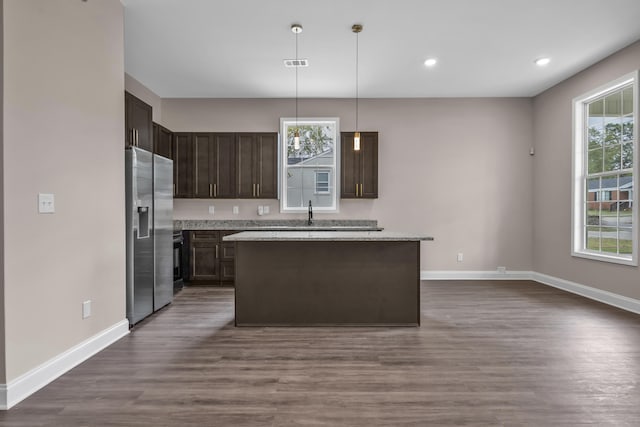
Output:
top-left (295, 29), bottom-right (299, 131)
top-left (355, 29), bottom-right (359, 133)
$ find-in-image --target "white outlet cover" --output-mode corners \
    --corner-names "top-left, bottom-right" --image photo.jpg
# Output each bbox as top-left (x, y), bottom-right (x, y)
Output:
top-left (38, 193), bottom-right (55, 214)
top-left (208, 205), bottom-right (215, 214)
top-left (264, 206), bottom-right (270, 214)
top-left (233, 206), bottom-right (239, 214)
top-left (258, 206), bottom-right (264, 215)
top-left (82, 300), bottom-right (91, 319)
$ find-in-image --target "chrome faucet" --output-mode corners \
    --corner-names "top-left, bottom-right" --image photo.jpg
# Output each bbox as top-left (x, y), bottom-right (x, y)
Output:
top-left (308, 200), bottom-right (313, 226)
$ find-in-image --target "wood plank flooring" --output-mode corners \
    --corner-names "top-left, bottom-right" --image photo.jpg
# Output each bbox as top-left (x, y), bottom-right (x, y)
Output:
top-left (1, 280), bottom-right (639, 426)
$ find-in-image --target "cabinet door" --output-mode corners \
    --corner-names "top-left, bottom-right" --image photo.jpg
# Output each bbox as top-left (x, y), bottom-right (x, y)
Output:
top-left (173, 133), bottom-right (194, 198)
top-left (219, 261), bottom-right (235, 282)
top-left (255, 133), bottom-right (278, 199)
top-left (125, 92), bottom-right (153, 151)
top-left (190, 241), bottom-right (219, 280)
top-left (341, 132), bottom-right (360, 198)
top-left (193, 133), bottom-right (214, 198)
top-left (360, 132), bottom-right (378, 198)
top-left (236, 133), bottom-right (256, 198)
top-left (154, 123), bottom-right (173, 159)
top-left (212, 133), bottom-right (236, 198)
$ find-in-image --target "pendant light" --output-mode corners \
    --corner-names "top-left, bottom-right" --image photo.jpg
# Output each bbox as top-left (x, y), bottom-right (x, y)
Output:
top-left (352, 24), bottom-right (362, 151)
top-left (292, 24), bottom-right (302, 150)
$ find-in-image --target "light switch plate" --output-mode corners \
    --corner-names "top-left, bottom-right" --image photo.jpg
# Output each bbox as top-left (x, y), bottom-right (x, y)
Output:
top-left (258, 206), bottom-right (264, 215)
top-left (38, 193), bottom-right (55, 213)
top-left (233, 206), bottom-right (239, 215)
top-left (264, 205), bottom-right (270, 214)
top-left (208, 205), bottom-right (215, 215)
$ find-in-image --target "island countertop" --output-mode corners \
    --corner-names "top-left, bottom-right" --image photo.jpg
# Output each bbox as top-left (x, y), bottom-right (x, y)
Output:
top-left (223, 230), bottom-right (434, 242)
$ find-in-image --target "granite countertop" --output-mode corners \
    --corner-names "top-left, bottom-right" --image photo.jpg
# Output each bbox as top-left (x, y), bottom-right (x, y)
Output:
top-left (223, 231), bottom-right (434, 242)
top-left (174, 219), bottom-right (383, 231)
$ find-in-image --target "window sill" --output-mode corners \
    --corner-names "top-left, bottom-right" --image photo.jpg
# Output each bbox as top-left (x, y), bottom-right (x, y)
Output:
top-left (572, 250), bottom-right (637, 266)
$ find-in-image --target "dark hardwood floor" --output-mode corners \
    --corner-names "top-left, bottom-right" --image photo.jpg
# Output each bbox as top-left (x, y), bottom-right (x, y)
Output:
top-left (1, 280), bottom-right (639, 426)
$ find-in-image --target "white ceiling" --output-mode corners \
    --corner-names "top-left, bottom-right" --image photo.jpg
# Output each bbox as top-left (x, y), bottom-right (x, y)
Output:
top-left (123, 0), bottom-right (640, 98)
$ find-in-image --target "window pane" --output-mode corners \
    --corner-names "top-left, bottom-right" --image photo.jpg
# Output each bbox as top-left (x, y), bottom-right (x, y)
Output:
top-left (604, 92), bottom-right (622, 116)
top-left (588, 100), bottom-right (604, 149)
top-left (622, 87), bottom-right (633, 116)
top-left (622, 116), bottom-right (633, 143)
top-left (604, 144), bottom-right (621, 171)
top-left (588, 148), bottom-right (603, 174)
top-left (619, 228), bottom-right (633, 254)
top-left (604, 117), bottom-right (621, 146)
top-left (622, 142), bottom-right (633, 169)
top-left (587, 203), bottom-right (601, 225)
top-left (586, 226), bottom-right (601, 251)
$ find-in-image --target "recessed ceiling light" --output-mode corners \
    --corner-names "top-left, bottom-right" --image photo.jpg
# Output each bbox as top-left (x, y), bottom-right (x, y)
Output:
top-left (424, 58), bottom-right (437, 67)
top-left (535, 57), bottom-right (551, 66)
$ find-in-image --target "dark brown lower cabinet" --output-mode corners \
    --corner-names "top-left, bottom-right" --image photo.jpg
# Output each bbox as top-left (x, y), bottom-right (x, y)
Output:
top-left (186, 230), bottom-right (236, 285)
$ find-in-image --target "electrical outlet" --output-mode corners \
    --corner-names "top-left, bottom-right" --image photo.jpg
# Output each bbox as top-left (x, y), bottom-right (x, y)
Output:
top-left (263, 205), bottom-right (270, 215)
top-left (208, 205), bottom-right (215, 215)
top-left (258, 205), bottom-right (264, 216)
top-left (233, 206), bottom-right (239, 215)
top-left (38, 193), bottom-right (55, 214)
top-left (457, 252), bottom-right (463, 262)
top-left (497, 266), bottom-right (506, 274)
top-left (82, 300), bottom-right (91, 319)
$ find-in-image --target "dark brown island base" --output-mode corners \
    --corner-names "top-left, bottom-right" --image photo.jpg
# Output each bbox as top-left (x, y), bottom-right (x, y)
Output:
top-left (223, 231), bottom-right (434, 326)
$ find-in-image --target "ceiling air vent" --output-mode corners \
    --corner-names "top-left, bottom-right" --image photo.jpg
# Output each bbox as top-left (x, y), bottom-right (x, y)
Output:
top-left (284, 59), bottom-right (309, 68)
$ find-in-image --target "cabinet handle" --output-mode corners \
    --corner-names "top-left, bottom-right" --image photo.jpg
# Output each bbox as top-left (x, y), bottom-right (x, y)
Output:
top-left (253, 183), bottom-right (256, 197)
top-left (136, 129), bottom-right (139, 147)
top-left (215, 244), bottom-right (219, 259)
top-left (209, 184), bottom-right (213, 197)
top-left (192, 248), bottom-right (196, 277)
top-left (257, 183), bottom-right (260, 197)
top-left (360, 183), bottom-right (364, 197)
top-left (214, 183), bottom-right (217, 198)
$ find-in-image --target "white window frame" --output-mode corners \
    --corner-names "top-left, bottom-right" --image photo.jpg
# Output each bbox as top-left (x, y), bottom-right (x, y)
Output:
top-left (279, 117), bottom-right (340, 213)
top-left (572, 70), bottom-right (639, 265)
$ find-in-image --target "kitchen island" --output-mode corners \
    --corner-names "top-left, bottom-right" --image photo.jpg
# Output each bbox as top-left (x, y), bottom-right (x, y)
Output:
top-left (224, 231), bottom-right (433, 326)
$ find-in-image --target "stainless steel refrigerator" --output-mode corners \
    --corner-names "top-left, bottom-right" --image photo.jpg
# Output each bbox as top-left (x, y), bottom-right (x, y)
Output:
top-left (125, 147), bottom-right (174, 326)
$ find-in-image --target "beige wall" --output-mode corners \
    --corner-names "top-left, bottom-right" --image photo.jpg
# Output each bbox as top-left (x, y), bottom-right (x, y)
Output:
top-left (125, 73), bottom-right (162, 122)
top-left (3, 0), bottom-right (125, 382)
top-left (164, 97), bottom-right (534, 271)
top-left (532, 40), bottom-right (640, 300)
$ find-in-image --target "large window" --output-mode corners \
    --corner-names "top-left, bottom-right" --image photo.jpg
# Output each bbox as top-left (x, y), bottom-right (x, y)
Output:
top-left (573, 71), bottom-right (638, 265)
top-left (280, 118), bottom-right (339, 212)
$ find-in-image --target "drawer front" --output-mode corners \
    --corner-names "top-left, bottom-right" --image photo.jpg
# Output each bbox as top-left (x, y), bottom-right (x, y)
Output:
top-left (191, 230), bottom-right (220, 242)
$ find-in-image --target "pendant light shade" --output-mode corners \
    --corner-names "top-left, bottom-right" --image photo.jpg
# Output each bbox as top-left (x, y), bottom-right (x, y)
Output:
top-left (292, 24), bottom-right (302, 151)
top-left (352, 24), bottom-right (362, 151)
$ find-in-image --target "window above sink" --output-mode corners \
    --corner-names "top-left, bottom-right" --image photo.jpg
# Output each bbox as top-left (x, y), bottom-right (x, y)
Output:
top-left (280, 117), bottom-right (340, 212)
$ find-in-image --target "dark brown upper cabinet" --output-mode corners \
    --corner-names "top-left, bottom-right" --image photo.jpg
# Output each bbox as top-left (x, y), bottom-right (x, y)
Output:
top-left (236, 133), bottom-right (278, 199)
top-left (341, 132), bottom-right (378, 199)
top-left (153, 122), bottom-right (173, 159)
top-left (173, 133), bottom-right (194, 198)
top-left (125, 91), bottom-right (153, 152)
top-left (193, 133), bottom-right (237, 199)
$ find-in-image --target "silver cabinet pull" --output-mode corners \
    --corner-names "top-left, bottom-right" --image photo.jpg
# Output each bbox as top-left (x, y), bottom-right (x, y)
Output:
top-left (253, 183), bottom-right (256, 197)
top-left (214, 183), bottom-right (217, 198)
top-left (209, 184), bottom-right (213, 197)
top-left (215, 244), bottom-right (219, 259)
top-left (257, 183), bottom-right (260, 197)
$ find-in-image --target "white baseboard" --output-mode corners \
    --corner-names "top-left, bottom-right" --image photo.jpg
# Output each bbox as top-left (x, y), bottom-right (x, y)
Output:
top-left (0, 319), bottom-right (129, 410)
top-left (421, 270), bottom-right (534, 281)
top-left (421, 270), bottom-right (640, 315)
top-left (531, 272), bottom-right (640, 315)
